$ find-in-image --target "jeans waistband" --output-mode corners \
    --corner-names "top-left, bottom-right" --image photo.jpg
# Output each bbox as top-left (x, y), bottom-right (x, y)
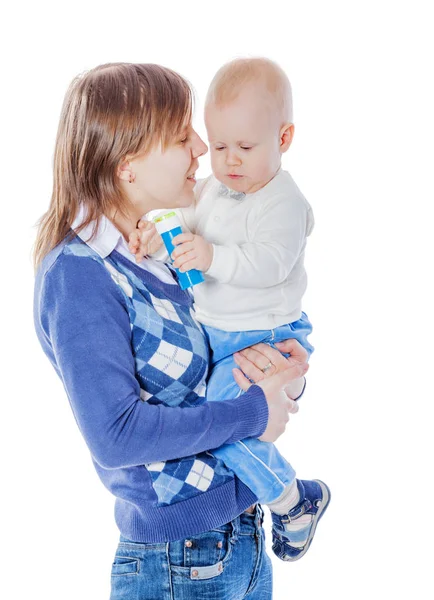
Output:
top-left (119, 504), bottom-right (265, 547)
top-left (213, 503), bottom-right (264, 536)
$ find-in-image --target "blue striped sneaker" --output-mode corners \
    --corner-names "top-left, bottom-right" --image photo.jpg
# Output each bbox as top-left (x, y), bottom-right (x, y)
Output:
top-left (271, 479), bottom-right (331, 561)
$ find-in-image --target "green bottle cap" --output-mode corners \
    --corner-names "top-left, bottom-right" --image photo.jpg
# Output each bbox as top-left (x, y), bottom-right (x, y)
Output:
top-left (153, 211), bottom-right (177, 224)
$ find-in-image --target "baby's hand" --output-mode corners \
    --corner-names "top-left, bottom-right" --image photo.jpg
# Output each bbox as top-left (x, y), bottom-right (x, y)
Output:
top-left (128, 219), bottom-right (163, 263)
top-left (171, 233), bottom-right (213, 273)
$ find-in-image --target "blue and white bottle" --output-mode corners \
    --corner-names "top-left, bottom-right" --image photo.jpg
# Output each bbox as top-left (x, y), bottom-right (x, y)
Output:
top-left (153, 211), bottom-right (205, 290)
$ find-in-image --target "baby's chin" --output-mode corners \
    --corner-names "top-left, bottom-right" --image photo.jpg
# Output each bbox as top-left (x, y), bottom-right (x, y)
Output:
top-left (217, 174), bottom-right (249, 192)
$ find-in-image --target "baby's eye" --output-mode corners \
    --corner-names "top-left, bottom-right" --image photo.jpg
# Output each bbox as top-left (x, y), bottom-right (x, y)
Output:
top-left (240, 146), bottom-right (252, 151)
top-left (215, 146), bottom-right (225, 151)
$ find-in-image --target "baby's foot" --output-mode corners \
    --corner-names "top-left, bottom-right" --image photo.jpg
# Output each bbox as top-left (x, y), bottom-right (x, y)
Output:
top-left (271, 479), bottom-right (331, 561)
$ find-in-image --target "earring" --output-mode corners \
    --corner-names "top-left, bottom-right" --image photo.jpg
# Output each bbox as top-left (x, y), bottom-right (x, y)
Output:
top-left (129, 173), bottom-right (135, 184)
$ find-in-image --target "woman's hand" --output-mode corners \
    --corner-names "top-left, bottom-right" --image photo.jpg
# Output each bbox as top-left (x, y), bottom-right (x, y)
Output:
top-left (128, 219), bottom-right (163, 262)
top-left (233, 339), bottom-right (308, 401)
top-left (232, 359), bottom-right (309, 443)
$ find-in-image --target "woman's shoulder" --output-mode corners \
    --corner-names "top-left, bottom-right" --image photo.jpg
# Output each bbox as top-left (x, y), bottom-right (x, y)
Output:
top-left (35, 235), bottom-right (126, 309)
top-left (36, 235), bottom-right (105, 281)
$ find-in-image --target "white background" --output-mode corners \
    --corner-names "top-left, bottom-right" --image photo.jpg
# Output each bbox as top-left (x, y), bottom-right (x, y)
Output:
top-left (2, 1), bottom-right (433, 598)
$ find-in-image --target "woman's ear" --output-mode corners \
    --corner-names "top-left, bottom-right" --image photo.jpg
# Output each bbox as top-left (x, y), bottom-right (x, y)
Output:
top-left (280, 123), bottom-right (295, 153)
top-left (117, 159), bottom-right (133, 183)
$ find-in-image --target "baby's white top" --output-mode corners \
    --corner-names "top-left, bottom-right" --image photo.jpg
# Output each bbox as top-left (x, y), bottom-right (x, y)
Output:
top-left (153, 169), bottom-right (314, 331)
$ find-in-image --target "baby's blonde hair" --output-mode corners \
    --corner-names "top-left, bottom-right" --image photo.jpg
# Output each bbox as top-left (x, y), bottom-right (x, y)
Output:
top-left (205, 57), bottom-right (293, 125)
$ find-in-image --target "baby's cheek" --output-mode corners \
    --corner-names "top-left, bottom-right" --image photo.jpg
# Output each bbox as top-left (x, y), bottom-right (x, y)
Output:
top-left (254, 155), bottom-right (277, 180)
top-left (212, 148), bottom-right (227, 162)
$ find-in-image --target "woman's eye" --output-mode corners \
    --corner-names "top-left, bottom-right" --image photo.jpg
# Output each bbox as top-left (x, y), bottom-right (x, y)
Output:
top-left (180, 137), bottom-right (188, 144)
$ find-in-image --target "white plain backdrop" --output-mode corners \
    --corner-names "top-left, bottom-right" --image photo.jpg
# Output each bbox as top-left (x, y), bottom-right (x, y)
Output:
top-left (2, 1), bottom-right (433, 598)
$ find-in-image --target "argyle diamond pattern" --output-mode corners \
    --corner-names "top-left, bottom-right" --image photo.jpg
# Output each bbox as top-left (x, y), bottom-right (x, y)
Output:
top-left (65, 240), bottom-right (234, 508)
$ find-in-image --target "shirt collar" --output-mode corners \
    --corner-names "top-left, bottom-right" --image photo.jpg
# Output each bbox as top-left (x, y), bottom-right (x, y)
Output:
top-left (71, 205), bottom-right (124, 259)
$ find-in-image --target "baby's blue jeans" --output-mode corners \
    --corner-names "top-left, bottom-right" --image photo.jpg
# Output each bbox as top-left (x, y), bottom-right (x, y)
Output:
top-left (203, 313), bottom-right (314, 504)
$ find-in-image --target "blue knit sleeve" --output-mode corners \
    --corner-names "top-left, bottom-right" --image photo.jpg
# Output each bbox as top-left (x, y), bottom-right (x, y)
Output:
top-left (35, 251), bottom-right (268, 469)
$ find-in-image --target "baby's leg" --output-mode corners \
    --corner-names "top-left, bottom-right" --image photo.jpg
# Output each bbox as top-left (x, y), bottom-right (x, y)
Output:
top-left (205, 314), bottom-right (315, 504)
top-left (207, 351), bottom-right (296, 503)
top-left (211, 424), bottom-right (296, 504)
top-left (206, 316), bottom-right (330, 561)
top-left (205, 318), bottom-right (315, 504)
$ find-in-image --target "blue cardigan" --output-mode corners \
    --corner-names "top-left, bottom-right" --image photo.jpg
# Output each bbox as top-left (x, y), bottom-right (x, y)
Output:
top-left (33, 235), bottom-right (268, 542)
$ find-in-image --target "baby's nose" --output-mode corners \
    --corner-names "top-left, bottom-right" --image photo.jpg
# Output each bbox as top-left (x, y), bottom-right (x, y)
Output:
top-left (226, 152), bottom-right (241, 165)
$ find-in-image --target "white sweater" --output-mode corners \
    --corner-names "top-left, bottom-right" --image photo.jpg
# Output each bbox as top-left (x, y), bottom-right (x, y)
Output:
top-left (152, 169), bottom-right (314, 332)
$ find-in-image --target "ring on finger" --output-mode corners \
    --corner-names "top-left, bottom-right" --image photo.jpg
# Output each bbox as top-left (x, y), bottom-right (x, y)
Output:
top-left (261, 361), bottom-right (273, 374)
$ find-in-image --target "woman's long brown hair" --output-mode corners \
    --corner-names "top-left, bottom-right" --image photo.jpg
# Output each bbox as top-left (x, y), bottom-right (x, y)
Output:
top-left (33, 62), bottom-right (192, 270)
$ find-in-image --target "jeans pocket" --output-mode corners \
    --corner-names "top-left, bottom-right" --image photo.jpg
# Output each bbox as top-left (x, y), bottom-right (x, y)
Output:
top-left (169, 529), bottom-right (234, 580)
top-left (111, 555), bottom-right (140, 576)
top-left (110, 554), bottom-right (140, 600)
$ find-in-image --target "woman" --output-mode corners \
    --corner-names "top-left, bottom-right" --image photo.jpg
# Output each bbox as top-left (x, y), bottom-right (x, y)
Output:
top-left (33, 63), bottom-right (309, 599)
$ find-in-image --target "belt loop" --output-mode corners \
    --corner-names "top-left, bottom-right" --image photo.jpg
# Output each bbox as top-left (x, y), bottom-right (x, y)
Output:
top-left (229, 513), bottom-right (239, 544)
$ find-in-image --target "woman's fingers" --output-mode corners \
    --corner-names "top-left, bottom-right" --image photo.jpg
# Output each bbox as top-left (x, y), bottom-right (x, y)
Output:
top-left (236, 340), bottom-right (309, 382)
top-left (232, 364), bottom-right (305, 443)
top-left (272, 361), bottom-right (309, 387)
top-left (232, 368), bottom-right (252, 391)
top-left (231, 363), bottom-right (304, 403)
top-left (274, 338), bottom-right (308, 363)
top-left (234, 342), bottom-right (303, 384)
top-left (233, 351), bottom-right (270, 382)
top-left (236, 344), bottom-right (289, 377)
top-left (287, 398), bottom-right (300, 414)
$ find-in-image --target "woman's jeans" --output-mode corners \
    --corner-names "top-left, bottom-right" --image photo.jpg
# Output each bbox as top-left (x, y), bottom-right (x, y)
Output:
top-left (110, 504), bottom-right (272, 599)
top-left (204, 313), bottom-right (314, 504)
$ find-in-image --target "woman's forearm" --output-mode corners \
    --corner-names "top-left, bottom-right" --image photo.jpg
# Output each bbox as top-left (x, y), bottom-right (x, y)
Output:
top-left (37, 253), bottom-right (269, 469)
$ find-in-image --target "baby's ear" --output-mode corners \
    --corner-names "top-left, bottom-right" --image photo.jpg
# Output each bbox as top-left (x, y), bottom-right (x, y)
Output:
top-left (280, 123), bottom-right (295, 153)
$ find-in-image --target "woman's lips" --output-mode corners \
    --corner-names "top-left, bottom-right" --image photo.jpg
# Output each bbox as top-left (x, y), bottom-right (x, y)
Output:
top-left (228, 174), bottom-right (243, 179)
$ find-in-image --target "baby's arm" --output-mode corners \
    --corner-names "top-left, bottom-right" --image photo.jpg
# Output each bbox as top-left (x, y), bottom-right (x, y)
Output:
top-left (176, 193), bottom-right (313, 287)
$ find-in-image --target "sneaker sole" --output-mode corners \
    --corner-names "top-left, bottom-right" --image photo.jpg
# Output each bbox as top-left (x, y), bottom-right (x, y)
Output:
top-left (281, 479), bottom-right (331, 562)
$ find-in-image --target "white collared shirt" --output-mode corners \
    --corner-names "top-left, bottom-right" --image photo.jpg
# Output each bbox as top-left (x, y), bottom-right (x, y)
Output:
top-left (71, 206), bottom-right (177, 285)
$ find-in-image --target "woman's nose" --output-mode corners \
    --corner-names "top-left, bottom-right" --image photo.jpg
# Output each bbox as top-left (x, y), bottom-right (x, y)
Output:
top-left (191, 131), bottom-right (208, 158)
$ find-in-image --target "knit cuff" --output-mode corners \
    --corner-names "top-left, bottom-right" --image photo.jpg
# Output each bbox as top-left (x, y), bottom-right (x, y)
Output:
top-left (227, 385), bottom-right (269, 443)
top-left (205, 244), bottom-right (235, 283)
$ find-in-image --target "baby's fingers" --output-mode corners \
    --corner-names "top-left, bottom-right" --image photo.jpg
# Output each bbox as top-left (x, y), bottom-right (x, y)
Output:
top-left (148, 231), bottom-right (164, 254)
top-left (138, 219), bottom-right (155, 232)
top-left (128, 230), bottom-right (140, 251)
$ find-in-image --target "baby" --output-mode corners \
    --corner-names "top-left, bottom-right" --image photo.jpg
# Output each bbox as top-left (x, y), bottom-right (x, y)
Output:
top-left (130, 57), bottom-right (330, 562)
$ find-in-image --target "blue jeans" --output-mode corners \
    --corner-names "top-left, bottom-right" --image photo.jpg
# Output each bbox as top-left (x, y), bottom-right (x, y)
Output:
top-left (110, 504), bottom-right (272, 599)
top-left (204, 314), bottom-right (314, 504)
